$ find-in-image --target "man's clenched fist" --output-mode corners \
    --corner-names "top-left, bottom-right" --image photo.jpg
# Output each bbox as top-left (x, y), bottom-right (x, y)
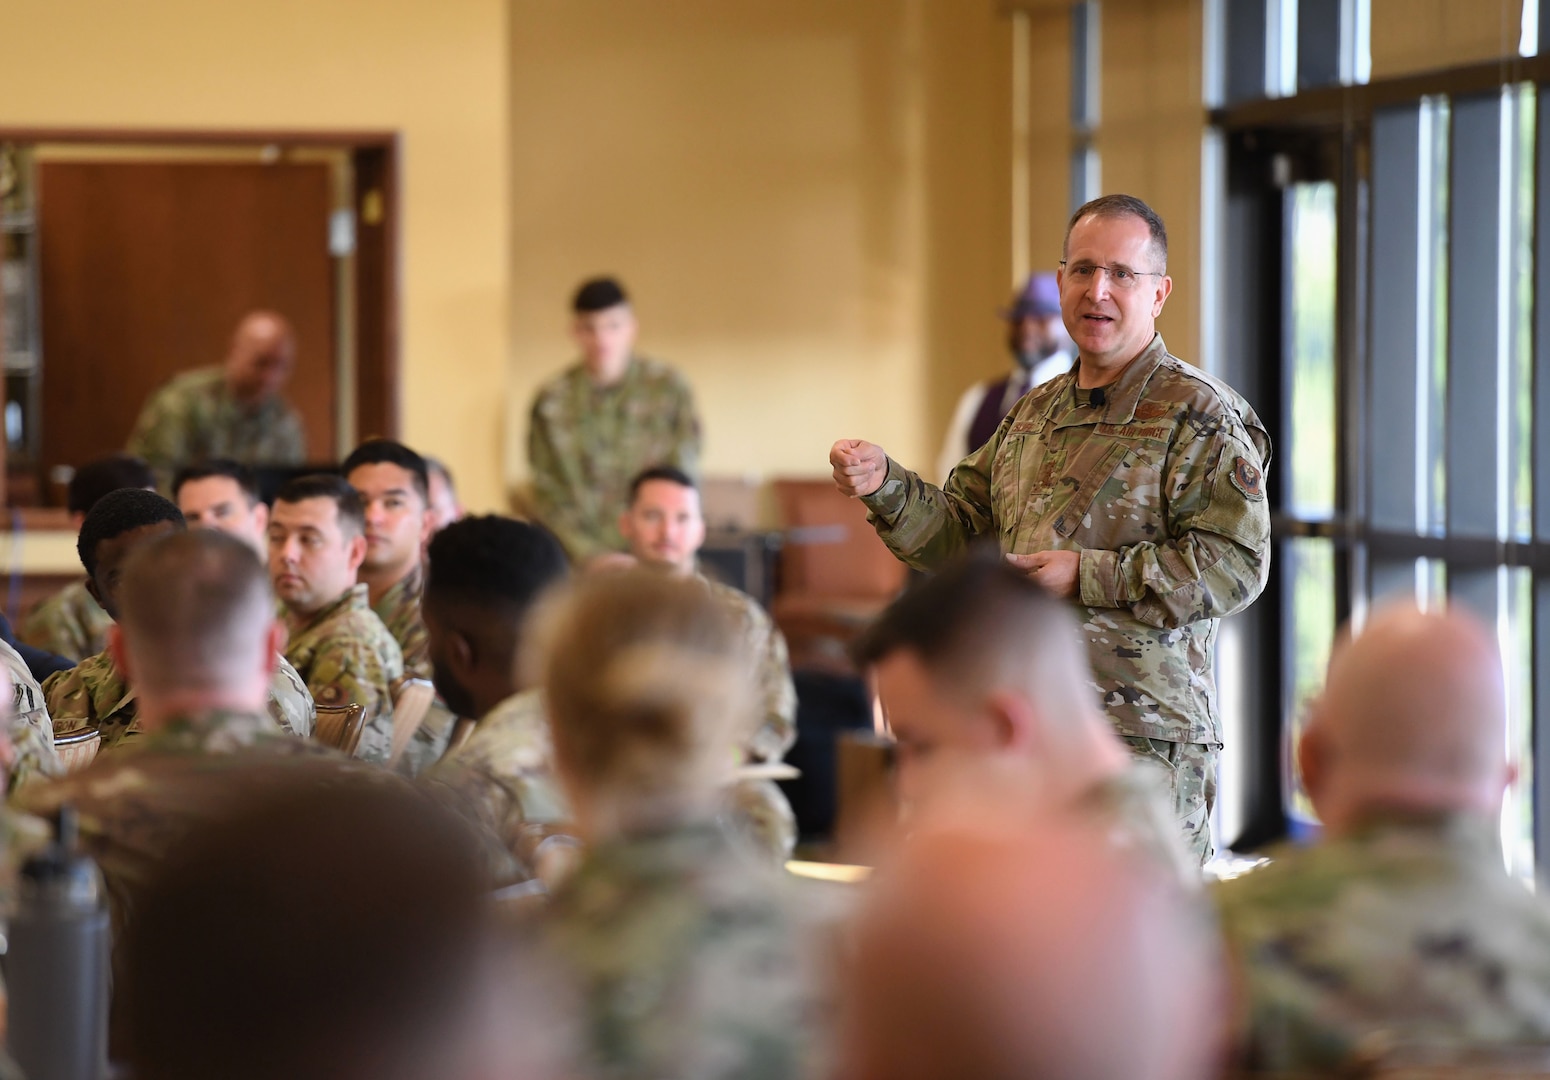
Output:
top-left (830, 440), bottom-right (888, 499)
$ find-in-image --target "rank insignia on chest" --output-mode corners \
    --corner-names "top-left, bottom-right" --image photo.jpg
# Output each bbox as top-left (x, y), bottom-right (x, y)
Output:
top-left (1230, 458), bottom-right (1264, 500)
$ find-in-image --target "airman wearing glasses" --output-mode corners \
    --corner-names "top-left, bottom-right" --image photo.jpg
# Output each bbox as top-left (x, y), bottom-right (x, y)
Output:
top-left (829, 193), bottom-right (1272, 866)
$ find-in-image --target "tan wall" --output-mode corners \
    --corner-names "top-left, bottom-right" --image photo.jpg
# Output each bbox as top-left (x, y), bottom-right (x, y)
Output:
top-left (0, 0), bottom-right (510, 511)
top-left (1370, 0), bottom-right (1526, 77)
top-left (507, 0), bottom-right (1015, 493)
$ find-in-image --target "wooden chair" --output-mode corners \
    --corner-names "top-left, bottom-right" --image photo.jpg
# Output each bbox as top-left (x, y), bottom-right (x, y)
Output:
top-left (312, 703), bottom-right (366, 756)
top-left (387, 678), bottom-right (437, 766)
top-left (52, 727), bottom-right (101, 774)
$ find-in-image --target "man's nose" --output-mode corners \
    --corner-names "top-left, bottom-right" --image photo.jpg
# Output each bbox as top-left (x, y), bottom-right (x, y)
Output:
top-left (1086, 267), bottom-right (1114, 301)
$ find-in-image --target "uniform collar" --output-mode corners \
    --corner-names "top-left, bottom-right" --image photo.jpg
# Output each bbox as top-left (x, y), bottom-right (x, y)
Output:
top-left (1051, 334), bottom-right (1169, 429)
top-left (289, 582), bottom-right (370, 634)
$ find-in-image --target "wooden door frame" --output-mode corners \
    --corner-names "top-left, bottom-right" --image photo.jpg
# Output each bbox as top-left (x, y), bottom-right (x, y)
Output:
top-left (0, 126), bottom-right (401, 503)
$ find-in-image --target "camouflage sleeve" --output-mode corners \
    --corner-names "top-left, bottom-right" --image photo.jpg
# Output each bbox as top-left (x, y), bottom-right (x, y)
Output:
top-left (304, 643), bottom-right (394, 763)
top-left (528, 393), bottom-right (609, 563)
top-left (20, 597), bottom-right (88, 663)
top-left (125, 383), bottom-right (191, 476)
top-left (858, 440), bottom-right (1000, 571)
top-left (664, 375), bottom-right (703, 481)
top-left (746, 620), bottom-right (797, 763)
top-left (268, 656), bottom-right (316, 737)
top-left (42, 666), bottom-right (94, 728)
top-left (1078, 426), bottom-right (1272, 628)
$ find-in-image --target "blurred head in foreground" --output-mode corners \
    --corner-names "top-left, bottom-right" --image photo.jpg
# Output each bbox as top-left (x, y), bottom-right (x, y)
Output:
top-left (843, 818), bottom-right (1222, 1080)
top-left (123, 779), bottom-right (565, 1080)
top-left (530, 569), bottom-right (752, 840)
top-left (110, 530), bottom-right (281, 729)
top-left (1300, 600), bottom-right (1512, 834)
top-left (853, 549), bottom-right (1127, 819)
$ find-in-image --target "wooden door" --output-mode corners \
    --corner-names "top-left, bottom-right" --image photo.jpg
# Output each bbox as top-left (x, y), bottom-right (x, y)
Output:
top-left (36, 160), bottom-right (336, 476)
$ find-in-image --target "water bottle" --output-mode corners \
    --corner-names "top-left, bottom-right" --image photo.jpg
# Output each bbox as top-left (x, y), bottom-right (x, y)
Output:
top-left (7, 806), bottom-right (109, 1080)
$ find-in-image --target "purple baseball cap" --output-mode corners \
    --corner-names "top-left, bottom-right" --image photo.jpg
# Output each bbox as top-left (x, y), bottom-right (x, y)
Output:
top-left (1002, 273), bottom-right (1061, 320)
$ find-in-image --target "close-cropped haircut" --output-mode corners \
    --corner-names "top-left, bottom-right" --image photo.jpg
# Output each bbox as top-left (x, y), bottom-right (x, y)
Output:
top-left (274, 474), bottom-right (366, 537)
top-left (67, 454), bottom-right (156, 515)
top-left (172, 459), bottom-right (261, 504)
top-left (571, 275), bottom-right (629, 314)
top-left (425, 456), bottom-right (455, 491)
top-left (852, 548), bottom-right (1079, 692)
top-left (530, 571), bottom-right (753, 800)
top-left (342, 439), bottom-right (430, 503)
top-left (118, 530), bottom-right (274, 693)
top-left (627, 464), bottom-right (697, 504)
top-left (77, 488), bottom-right (187, 579)
top-left (425, 515), bottom-right (569, 614)
top-left (1063, 192), bottom-right (1168, 268)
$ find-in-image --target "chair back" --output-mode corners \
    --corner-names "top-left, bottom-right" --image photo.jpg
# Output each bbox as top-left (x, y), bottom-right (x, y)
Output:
top-left (52, 727), bottom-right (102, 774)
top-left (312, 703), bottom-right (366, 756)
top-left (387, 678), bottom-right (437, 766)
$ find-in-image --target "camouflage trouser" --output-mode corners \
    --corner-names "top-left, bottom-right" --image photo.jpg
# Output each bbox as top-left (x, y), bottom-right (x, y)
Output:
top-left (1121, 737), bottom-right (1219, 866)
top-left (725, 778), bottom-right (797, 863)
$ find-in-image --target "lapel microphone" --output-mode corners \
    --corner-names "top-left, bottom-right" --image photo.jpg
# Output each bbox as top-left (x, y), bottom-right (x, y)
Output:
top-left (1091, 387), bottom-right (1106, 408)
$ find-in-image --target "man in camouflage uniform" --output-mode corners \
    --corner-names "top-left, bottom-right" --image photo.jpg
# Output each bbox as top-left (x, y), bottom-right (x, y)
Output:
top-left (420, 516), bottom-right (573, 883)
top-left (0, 638), bottom-right (62, 791)
top-left (22, 454), bottom-right (155, 662)
top-left (344, 439), bottom-right (457, 772)
top-left (16, 530), bottom-right (379, 1058)
top-left (269, 475), bottom-right (402, 762)
top-left (43, 489), bottom-right (315, 747)
top-left (831, 194), bottom-right (1271, 863)
top-left (173, 459), bottom-right (270, 558)
top-left (126, 310), bottom-right (306, 483)
top-left (852, 552), bottom-right (1197, 886)
top-left (1215, 602), bottom-right (1550, 1072)
top-left (615, 465), bottom-right (799, 859)
top-left (528, 276), bottom-right (701, 562)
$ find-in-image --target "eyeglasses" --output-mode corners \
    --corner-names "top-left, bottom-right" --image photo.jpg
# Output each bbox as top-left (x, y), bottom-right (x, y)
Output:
top-left (1058, 260), bottom-right (1164, 291)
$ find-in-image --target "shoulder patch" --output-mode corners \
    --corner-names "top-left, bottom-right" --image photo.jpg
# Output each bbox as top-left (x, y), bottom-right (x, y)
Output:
top-left (1229, 457), bottom-right (1264, 500)
top-left (315, 684), bottom-right (346, 707)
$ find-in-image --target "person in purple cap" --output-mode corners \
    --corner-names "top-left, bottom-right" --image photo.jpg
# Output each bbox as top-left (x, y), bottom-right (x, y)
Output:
top-left (934, 273), bottom-right (1072, 482)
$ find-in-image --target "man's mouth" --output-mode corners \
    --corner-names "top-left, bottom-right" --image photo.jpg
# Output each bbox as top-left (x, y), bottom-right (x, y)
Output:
top-left (1082, 313), bottom-right (1115, 324)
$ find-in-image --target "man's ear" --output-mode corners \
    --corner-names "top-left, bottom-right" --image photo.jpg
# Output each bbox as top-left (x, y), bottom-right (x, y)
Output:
top-left (346, 533), bottom-right (368, 573)
top-left (983, 689), bottom-right (1042, 756)
top-left (107, 624), bottom-right (132, 683)
top-left (1297, 717), bottom-right (1328, 809)
top-left (264, 620), bottom-right (287, 669)
top-left (449, 627), bottom-right (476, 678)
top-left (252, 501), bottom-right (270, 535)
top-left (419, 507), bottom-right (434, 546)
top-left (84, 574), bottom-right (103, 608)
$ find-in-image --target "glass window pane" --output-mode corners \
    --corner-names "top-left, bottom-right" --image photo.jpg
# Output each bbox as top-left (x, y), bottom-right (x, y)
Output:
top-left (1286, 183), bottom-right (1338, 520)
top-left (1510, 84), bottom-right (1535, 541)
top-left (1422, 96), bottom-right (1450, 536)
top-left (1284, 537), bottom-right (1338, 825)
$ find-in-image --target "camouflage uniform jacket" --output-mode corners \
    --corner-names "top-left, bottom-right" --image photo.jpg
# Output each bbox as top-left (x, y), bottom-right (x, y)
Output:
top-left (423, 690), bottom-right (571, 881)
top-left (42, 649), bottom-right (314, 747)
top-left (1213, 814), bottom-right (1550, 1072)
top-left (125, 365), bottom-right (306, 480)
top-left (0, 639), bottom-right (63, 791)
top-left (702, 577), bottom-right (797, 764)
top-left (860, 334), bottom-right (1271, 744)
top-left (1076, 764), bottom-right (1200, 889)
top-left (545, 819), bottom-right (821, 1080)
top-left (282, 583), bottom-right (402, 763)
top-left (20, 579), bottom-right (112, 663)
top-left (529, 357), bottom-right (701, 562)
top-left (372, 563), bottom-right (430, 680)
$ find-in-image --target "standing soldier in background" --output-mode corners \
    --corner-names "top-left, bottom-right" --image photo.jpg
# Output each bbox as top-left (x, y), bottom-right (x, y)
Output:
top-left (528, 277), bottom-right (701, 563)
top-left (831, 194), bottom-right (1272, 864)
top-left (22, 454), bottom-right (155, 662)
top-left (127, 310), bottom-right (306, 483)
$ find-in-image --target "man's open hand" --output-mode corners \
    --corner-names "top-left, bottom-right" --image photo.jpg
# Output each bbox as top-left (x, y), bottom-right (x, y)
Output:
top-left (830, 440), bottom-right (888, 498)
top-left (1004, 550), bottom-right (1080, 599)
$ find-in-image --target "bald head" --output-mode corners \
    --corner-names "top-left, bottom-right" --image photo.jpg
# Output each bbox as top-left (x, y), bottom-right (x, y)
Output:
top-left (225, 310), bottom-right (296, 406)
top-left (1302, 602), bottom-right (1510, 832)
top-left (844, 820), bottom-right (1221, 1080)
top-left (114, 530), bottom-right (278, 709)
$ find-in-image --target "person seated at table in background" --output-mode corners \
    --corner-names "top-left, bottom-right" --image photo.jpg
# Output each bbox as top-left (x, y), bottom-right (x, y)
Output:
top-left (851, 549), bottom-right (1195, 884)
top-left (173, 459), bottom-right (270, 558)
top-left (43, 489), bottom-right (314, 746)
top-left (840, 813), bottom-right (1223, 1080)
top-left (527, 276), bottom-right (701, 563)
top-left (126, 310), bottom-right (306, 484)
top-left (425, 456), bottom-right (465, 532)
top-left (611, 465), bottom-right (798, 860)
top-left (0, 637), bottom-right (61, 791)
top-left (269, 475), bottom-right (401, 762)
top-left (534, 570), bottom-right (822, 1080)
top-left (421, 515), bottom-right (572, 884)
top-left (121, 780), bottom-right (567, 1080)
top-left (1215, 602), bottom-right (1550, 1073)
top-left (16, 530), bottom-right (370, 1056)
top-left (22, 453), bottom-right (155, 662)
